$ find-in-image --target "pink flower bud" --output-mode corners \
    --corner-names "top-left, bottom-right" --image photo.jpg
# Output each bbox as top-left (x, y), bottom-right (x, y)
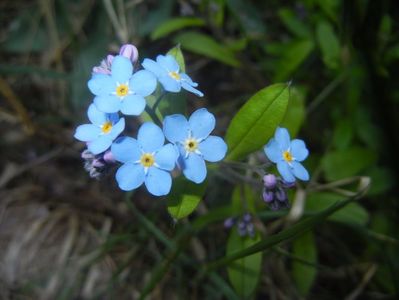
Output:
top-left (119, 44), bottom-right (139, 63)
top-left (103, 150), bottom-right (115, 163)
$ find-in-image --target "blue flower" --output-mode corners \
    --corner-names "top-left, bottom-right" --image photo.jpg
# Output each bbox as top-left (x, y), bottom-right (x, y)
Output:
top-left (88, 55), bottom-right (157, 115)
top-left (142, 55), bottom-right (203, 97)
top-left (264, 127), bottom-right (309, 183)
top-left (74, 104), bottom-right (125, 155)
top-left (163, 108), bottom-right (227, 183)
top-left (111, 122), bottom-right (178, 196)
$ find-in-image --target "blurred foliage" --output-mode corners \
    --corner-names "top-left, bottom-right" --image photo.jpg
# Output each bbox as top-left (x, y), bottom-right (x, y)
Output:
top-left (0, 0), bottom-right (399, 299)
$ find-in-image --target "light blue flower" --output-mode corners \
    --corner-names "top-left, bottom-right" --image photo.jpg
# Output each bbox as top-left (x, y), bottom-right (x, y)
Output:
top-left (264, 127), bottom-right (309, 183)
top-left (74, 104), bottom-right (125, 155)
top-left (163, 108), bottom-right (227, 184)
top-left (88, 55), bottom-right (156, 115)
top-left (142, 55), bottom-right (204, 97)
top-left (111, 122), bottom-right (178, 196)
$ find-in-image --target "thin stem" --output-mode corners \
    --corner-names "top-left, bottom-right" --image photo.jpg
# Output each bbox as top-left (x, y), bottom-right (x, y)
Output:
top-left (152, 92), bottom-right (166, 111)
top-left (145, 105), bottom-right (162, 127)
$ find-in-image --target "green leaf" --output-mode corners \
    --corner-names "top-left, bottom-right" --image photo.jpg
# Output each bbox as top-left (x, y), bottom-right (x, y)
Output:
top-left (167, 44), bottom-right (186, 73)
top-left (167, 177), bottom-right (207, 220)
top-left (225, 83), bottom-right (290, 161)
top-left (316, 21), bottom-right (341, 70)
top-left (278, 8), bottom-right (311, 38)
top-left (306, 192), bottom-right (369, 226)
top-left (227, 231), bottom-right (262, 298)
top-left (274, 39), bottom-right (314, 81)
top-left (280, 86), bottom-right (306, 136)
top-left (174, 32), bottom-right (240, 67)
top-left (321, 147), bottom-right (377, 181)
top-left (231, 185), bottom-right (257, 214)
top-left (292, 231), bottom-right (318, 296)
top-left (151, 17), bottom-right (205, 40)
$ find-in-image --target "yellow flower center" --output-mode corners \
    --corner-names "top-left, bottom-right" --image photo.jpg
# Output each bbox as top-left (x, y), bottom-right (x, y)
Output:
top-left (184, 138), bottom-right (198, 152)
top-left (101, 121), bottom-right (113, 134)
top-left (140, 153), bottom-right (155, 168)
top-left (169, 71), bottom-right (181, 80)
top-left (282, 150), bottom-right (293, 162)
top-left (116, 83), bottom-right (129, 97)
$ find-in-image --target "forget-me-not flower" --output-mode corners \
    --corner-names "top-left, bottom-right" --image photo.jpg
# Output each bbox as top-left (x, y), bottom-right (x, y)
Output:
top-left (142, 55), bottom-right (203, 97)
top-left (163, 108), bottom-right (227, 184)
top-left (111, 122), bottom-right (178, 196)
top-left (264, 127), bottom-right (309, 183)
top-left (74, 104), bottom-right (125, 155)
top-left (88, 55), bottom-right (156, 115)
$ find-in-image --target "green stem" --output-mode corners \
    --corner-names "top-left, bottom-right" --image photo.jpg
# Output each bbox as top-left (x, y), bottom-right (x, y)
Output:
top-left (145, 105), bottom-right (162, 127)
top-left (152, 92), bottom-right (166, 111)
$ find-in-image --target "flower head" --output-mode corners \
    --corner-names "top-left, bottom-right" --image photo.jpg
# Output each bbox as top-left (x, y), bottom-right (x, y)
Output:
top-left (142, 55), bottom-right (203, 97)
top-left (74, 104), bottom-right (125, 154)
top-left (264, 127), bottom-right (309, 183)
top-left (163, 108), bottom-right (227, 183)
top-left (88, 55), bottom-right (156, 115)
top-left (111, 122), bottom-right (178, 196)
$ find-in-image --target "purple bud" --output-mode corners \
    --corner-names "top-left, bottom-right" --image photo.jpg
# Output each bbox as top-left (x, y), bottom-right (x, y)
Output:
top-left (263, 174), bottom-right (277, 189)
top-left (243, 213), bottom-right (252, 223)
top-left (92, 159), bottom-right (105, 168)
top-left (275, 189), bottom-right (287, 202)
top-left (106, 54), bottom-right (114, 66)
top-left (81, 150), bottom-right (94, 160)
top-left (224, 217), bottom-right (235, 229)
top-left (119, 44), bottom-right (139, 63)
top-left (237, 222), bottom-right (247, 237)
top-left (262, 190), bottom-right (274, 203)
top-left (103, 150), bottom-right (116, 163)
top-left (247, 223), bottom-right (255, 237)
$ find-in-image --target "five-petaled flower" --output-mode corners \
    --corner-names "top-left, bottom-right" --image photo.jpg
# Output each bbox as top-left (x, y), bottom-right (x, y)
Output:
top-left (111, 122), bottom-right (178, 196)
top-left (163, 108), bottom-right (227, 184)
top-left (88, 55), bottom-right (156, 115)
top-left (264, 127), bottom-right (309, 183)
top-left (74, 104), bottom-right (125, 155)
top-left (142, 55), bottom-right (203, 97)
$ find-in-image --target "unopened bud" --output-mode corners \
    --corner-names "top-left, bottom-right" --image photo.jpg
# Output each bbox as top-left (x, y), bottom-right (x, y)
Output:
top-left (263, 174), bottom-right (277, 189)
top-left (119, 44), bottom-right (139, 63)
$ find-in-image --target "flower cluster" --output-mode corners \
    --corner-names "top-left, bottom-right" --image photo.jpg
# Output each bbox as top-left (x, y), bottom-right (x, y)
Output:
top-left (74, 44), bottom-right (227, 196)
top-left (224, 213), bottom-right (255, 238)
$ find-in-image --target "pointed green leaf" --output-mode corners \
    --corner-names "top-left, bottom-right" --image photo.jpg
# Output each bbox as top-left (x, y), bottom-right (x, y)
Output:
top-left (225, 83), bottom-right (290, 161)
top-left (151, 17), bottom-right (205, 40)
top-left (316, 21), bottom-right (341, 70)
top-left (227, 231), bottom-right (262, 298)
top-left (174, 31), bottom-right (240, 67)
top-left (281, 86), bottom-right (306, 136)
top-left (292, 231), bottom-right (318, 295)
top-left (167, 177), bottom-right (207, 220)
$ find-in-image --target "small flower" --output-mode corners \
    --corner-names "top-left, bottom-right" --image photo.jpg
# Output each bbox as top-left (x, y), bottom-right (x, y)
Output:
top-left (163, 108), bottom-right (227, 183)
top-left (74, 104), bottom-right (125, 154)
top-left (142, 54), bottom-right (203, 97)
top-left (119, 44), bottom-right (139, 63)
top-left (111, 122), bottom-right (178, 196)
top-left (88, 55), bottom-right (156, 115)
top-left (264, 127), bottom-right (309, 183)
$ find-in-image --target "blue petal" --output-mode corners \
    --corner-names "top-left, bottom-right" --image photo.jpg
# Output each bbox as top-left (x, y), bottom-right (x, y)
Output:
top-left (109, 118), bottom-right (125, 140)
top-left (111, 136), bottom-right (141, 163)
top-left (275, 127), bottom-right (291, 150)
top-left (88, 74), bottom-right (115, 96)
top-left (180, 73), bottom-right (198, 87)
top-left (88, 135), bottom-right (112, 154)
top-left (199, 136), bottom-right (227, 162)
top-left (189, 108), bottom-right (215, 140)
top-left (159, 74), bottom-right (181, 92)
top-left (291, 139), bottom-right (309, 162)
top-left (74, 124), bottom-right (100, 142)
top-left (277, 161), bottom-right (295, 183)
top-left (107, 112), bottom-right (120, 124)
top-left (145, 167), bottom-right (172, 196)
top-left (155, 144), bottom-right (178, 171)
top-left (120, 94), bottom-right (146, 115)
top-left (181, 81), bottom-right (203, 97)
top-left (142, 58), bottom-right (167, 77)
top-left (94, 95), bottom-right (121, 113)
top-left (130, 70), bottom-right (157, 96)
top-left (137, 122), bottom-right (165, 152)
top-left (87, 103), bottom-right (107, 126)
top-left (157, 55), bottom-right (179, 72)
top-left (264, 138), bottom-right (282, 163)
top-left (111, 55), bottom-right (133, 83)
top-left (115, 162), bottom-right (145, 191)
top-left (163, 114), bottom-right (189, 143)
top-left (292, 161), bottom-right (309, 181)
top-left (181, 154), bottom-right (207, 183)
